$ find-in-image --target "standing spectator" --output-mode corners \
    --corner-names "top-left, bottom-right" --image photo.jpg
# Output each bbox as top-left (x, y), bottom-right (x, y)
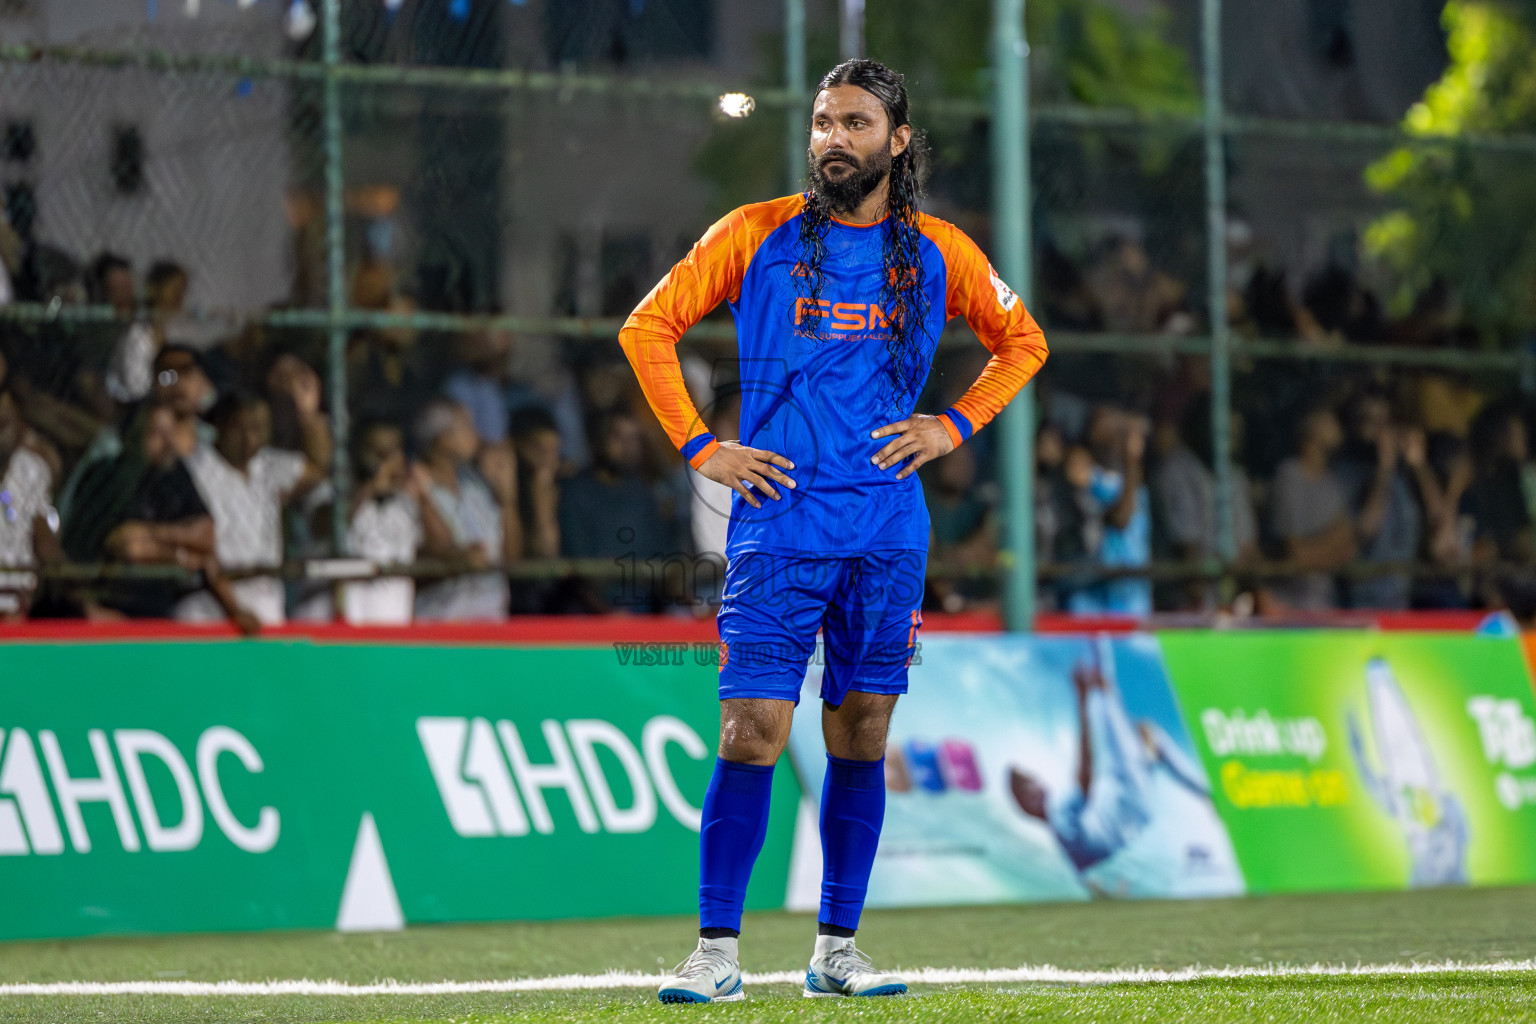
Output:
top-left (443, 329), bottom-right (514, 448)
top-left (1269, 406), bottom-right (1354, 611)
top-left (179, 386), bottom-right (331, 626)
top-left (1334, 389), bottom-right (1442, 610)
top-left (511, 406), bottom-right (562, 560)
top-left (88, 252), bottom-right (136, 315)
top-left (1153, 401), bottom-right (1260, 610)
top-left (1062, 407), bottom-right (1152, 618)
top-left (559, 409), bottom-right (669, 610)
top-left (412, 400), bottom-right (519, 621)
top-left (506, 406), bottom-right (565, 613)
top-left (343, 421), bottom-right (421, 625)
top-left (1461, 402), bottom-right (1533, 566)
top-left (348, 295), bottom-right (437, 431)
top-left (1034, 422), bottom-right (1066, 566)
top-left (1085, 237), bottom-right (1191, 335)
top-left (105, 260), bottom-right (187, 404)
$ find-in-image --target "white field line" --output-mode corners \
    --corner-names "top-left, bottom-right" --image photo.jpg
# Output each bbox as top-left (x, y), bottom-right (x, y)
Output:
top-left (3, 958), bottom-right (1536, 997)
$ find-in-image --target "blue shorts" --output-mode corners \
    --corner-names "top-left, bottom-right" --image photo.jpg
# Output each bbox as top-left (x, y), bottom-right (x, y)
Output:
top-left (716, 551), bottom-right (925, 705)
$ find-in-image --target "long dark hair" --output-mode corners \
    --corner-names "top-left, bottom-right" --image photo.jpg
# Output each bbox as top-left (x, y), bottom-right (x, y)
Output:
top-left (797, 59), bottom-right (931, 413)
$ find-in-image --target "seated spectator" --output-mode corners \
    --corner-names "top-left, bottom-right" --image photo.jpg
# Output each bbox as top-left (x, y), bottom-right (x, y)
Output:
top-left (58, 345), bottom-right (214, 522)
top-left (0, 388), bottom-right (59, 616)
top-left (559, 409), bottom-right (669, 610)
top-left (1269, 406), bottom-right (1354, 611)
top-left (60, 401), bottom-right (229, 623)
top-left (1060, 407), bottom-right (1152, 618)
top-left (443, 329), bottom-right (514, 448)
top-left (1461, 402), bottom-right (1533, 566)
top-left (342, 421), bottom-right (421, 626)
top-left (177, 389), bottom-right (331, 626)
top-left (1333, 389), bottom-right (1441, 610)
top-left (413, 400), bottom-right (518, 621)
top-left (105, 260), bottom-right (186, 404)
top-left (1153, 401), bottom-right (1260, 610)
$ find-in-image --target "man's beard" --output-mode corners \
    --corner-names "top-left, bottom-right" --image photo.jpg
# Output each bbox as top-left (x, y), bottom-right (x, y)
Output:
top-left (807, 145), bottom-right (893, 214)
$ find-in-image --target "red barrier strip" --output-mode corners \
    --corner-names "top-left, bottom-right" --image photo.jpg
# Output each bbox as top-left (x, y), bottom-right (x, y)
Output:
top-left (0, 609), bottom-right (1494, 645)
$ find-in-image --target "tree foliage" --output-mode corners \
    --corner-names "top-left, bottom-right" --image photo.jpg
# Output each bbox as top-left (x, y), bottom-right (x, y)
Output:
top-left (1364, 0), bottom-right (1536, 342)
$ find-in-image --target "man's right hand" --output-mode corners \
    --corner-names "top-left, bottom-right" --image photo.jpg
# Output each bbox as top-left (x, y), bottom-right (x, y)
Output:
top-left (698, 442), bottom-right (796, 509)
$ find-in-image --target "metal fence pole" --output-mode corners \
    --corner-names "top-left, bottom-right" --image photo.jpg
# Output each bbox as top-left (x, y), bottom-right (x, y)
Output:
top-left (785, 0), bottom-right (806, 196)
top-left (322, 0), bottom-right (351, 554)
top-left (841, 0), bottom-right (865, 61)
top-left (1202, 0), bottom-right (1235, 571)
top-left (993, 0), bottom-right (1036, 631)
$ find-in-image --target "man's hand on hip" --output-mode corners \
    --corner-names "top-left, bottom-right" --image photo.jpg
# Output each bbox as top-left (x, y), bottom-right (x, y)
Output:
top-left (699, 442), bottom-right (797, 509)
top-left (870, 414), bottom-right (956, 479)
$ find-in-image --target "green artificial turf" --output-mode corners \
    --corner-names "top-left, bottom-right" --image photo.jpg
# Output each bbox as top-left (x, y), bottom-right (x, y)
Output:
top-left (2, 888), bottom-right (1535, 1023)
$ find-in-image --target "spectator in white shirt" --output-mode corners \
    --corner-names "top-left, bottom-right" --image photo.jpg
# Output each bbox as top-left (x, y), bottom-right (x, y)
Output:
top-left (412, 400), bottom-right (519, 621)
top-left (0, 389), bottom-right (60, 618)
top-left (177, 381), bottom-right (331, 626)
top-left (105, 260), bottom-right (187, 404)
top-left (343, 421), bottom-right (424, 625)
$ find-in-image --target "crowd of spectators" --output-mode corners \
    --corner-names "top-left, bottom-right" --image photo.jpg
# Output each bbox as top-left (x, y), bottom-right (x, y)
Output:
top-left (1, 208), bottom-right (1534, 626)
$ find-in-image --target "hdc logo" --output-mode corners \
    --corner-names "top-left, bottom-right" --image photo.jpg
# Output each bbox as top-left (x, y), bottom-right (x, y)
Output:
top-left (417, 715), bottom-right (708, 837)
top-left (0, 725), bottom-right (278, 856)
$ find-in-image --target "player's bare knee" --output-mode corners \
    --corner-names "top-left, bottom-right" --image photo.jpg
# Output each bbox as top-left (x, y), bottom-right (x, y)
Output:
top-left (718, 699), bottom-right (791, 765)
top-left (825, 701), bottom-right (896, 761)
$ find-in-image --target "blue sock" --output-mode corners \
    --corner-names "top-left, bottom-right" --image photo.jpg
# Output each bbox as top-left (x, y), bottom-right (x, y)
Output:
top-left (698, 757), bottom-right (776, 935)
top-left (818, 753), bottom-right (886, 933)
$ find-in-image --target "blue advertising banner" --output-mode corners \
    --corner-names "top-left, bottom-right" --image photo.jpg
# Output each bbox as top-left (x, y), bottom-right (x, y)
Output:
top-left (787, 634), bottom-right (1245, 907)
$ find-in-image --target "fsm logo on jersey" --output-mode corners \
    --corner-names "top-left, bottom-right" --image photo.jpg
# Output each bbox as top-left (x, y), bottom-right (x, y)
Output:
top-left (0, 725), bottom-right (278, 856)
top-left (417, 715), bottom-right (709, 837)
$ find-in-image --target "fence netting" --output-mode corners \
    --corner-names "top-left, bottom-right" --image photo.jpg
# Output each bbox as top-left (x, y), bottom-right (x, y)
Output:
top-left (1, 0), bottom-right (1534, 627)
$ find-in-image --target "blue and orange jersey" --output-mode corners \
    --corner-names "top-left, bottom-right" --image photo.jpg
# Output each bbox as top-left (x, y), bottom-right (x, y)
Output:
top-left (619, 193), bottom-right (1048, 558)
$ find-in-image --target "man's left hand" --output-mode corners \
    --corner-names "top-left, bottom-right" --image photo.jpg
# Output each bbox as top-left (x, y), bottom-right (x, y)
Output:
top-left (869, 414), bottom-right (956, 480)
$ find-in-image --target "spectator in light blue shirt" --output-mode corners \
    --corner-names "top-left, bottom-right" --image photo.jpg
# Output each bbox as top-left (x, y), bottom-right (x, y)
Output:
top-left (1064, 407), bottom-right (1151, 617)
top-left (442, 329), bottom-right (512, 447)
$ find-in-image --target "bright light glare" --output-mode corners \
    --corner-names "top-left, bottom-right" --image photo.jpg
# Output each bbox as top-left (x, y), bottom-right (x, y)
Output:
top-left (718, 93), bottom-right (756, 119)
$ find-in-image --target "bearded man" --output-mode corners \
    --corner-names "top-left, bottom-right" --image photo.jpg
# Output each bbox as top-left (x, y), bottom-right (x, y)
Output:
top-left (619, 58), bottom-right (1049, 1003)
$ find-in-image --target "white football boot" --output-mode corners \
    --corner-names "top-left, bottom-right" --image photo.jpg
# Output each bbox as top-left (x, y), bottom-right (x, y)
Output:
top-left (803, 935), bottom-right (908, 998)
top-left (657, 936), bottom-right (745, 1004)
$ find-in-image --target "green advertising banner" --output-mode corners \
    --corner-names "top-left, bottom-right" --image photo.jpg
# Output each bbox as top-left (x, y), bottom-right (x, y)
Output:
top-left (1159, 632), bottom-right (1536, 894)
top-left (0, 640), bottom-right (798, 940)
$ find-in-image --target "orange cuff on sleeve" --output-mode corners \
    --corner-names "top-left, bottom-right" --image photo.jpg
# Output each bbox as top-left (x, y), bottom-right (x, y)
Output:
top-left (688, 439), bottom-right (721, 470)
top-left (938, 413), bottom-right (965, 451)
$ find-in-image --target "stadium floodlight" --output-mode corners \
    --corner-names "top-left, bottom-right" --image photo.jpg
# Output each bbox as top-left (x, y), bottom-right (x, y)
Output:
top-left (718, 93), bottom-right (756, 119)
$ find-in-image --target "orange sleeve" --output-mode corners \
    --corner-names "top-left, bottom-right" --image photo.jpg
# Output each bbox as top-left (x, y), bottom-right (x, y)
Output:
top-left (619, 206), bottom-right (755, 469)
top-left (924, 217), bottom-right (1049, 444)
